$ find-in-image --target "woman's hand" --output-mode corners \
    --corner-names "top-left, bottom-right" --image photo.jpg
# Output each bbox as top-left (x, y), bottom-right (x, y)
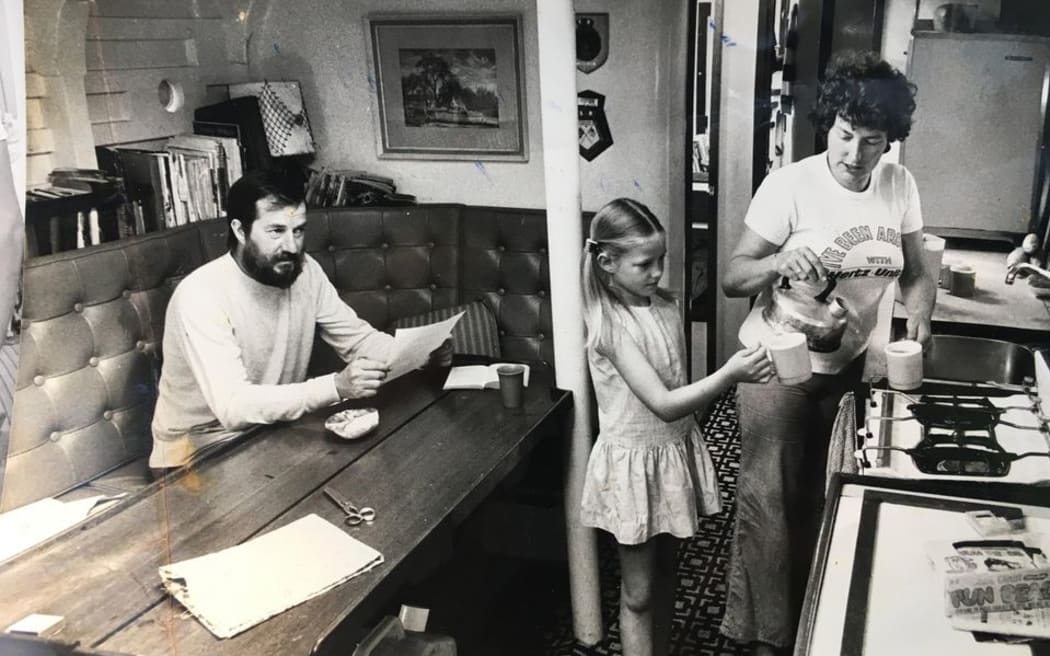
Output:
top-left (906, 314), bottom-right (932, 350)
top-left (773, 246), bottom-right (826, 283)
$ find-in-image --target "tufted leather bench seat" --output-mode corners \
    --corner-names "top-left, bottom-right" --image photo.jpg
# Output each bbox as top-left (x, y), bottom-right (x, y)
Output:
top-left (2, 204), bottom-right (555, 511)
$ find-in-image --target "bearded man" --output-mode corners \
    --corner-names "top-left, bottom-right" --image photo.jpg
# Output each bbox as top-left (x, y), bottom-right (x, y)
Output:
top-left (149, 169), bottom-right (448, 475)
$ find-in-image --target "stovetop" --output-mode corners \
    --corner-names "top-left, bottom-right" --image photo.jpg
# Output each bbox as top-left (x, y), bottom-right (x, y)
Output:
top-left (858, 387), bottom-right (1050, 481)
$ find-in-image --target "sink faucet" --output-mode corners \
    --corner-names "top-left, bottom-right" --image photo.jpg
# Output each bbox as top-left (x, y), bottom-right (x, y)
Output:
top-left (1005, 261), bottom-right (1050, 285)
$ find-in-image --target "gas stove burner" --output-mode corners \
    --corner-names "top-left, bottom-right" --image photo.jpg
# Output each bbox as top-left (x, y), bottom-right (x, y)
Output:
top-left (868, 392), bottom-right (1044, 432)
top-left (908, 397), bottom-right (1002, 432)
top-left (860, 440), bottom-right (1050, 477)
top-left (859, 388), bottom-right (1050, 478)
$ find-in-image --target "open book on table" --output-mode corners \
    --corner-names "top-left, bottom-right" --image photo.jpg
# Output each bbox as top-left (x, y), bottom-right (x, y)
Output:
top-left (443, 363), bottom-right (531, 390)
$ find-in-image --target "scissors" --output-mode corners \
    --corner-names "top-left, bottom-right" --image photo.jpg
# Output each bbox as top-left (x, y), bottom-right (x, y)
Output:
top-left (323, 486), bottom-right (376, 526)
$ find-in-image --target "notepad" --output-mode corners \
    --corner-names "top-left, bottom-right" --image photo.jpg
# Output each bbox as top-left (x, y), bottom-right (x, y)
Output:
top-left (158, 514), bottom-right (383, 639)
top-left (443, 363), bottom-right (531, 390)
top-left (0, 494), bottom-right (126, 564)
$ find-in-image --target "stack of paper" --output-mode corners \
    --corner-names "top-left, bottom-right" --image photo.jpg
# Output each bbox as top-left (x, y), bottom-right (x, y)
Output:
top-left (159, 514), bottom-right (383, 639)
top-left (0, 494), bottom-right (125, 563)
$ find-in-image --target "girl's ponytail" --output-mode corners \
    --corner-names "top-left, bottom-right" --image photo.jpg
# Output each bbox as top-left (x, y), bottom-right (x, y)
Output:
top-left (580, 198), bottom-right (668, 352)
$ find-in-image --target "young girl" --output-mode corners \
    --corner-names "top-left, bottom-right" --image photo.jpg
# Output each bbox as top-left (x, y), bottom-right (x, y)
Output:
top-left (579, 198), bottom-right (772, 656)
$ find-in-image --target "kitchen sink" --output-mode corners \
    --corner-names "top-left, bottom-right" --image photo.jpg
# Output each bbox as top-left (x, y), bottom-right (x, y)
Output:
top-left (923, 335), bottom-right (1036, 388)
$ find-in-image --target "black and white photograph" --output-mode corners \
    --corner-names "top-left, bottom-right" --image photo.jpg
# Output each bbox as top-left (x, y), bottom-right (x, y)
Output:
top-left (3, 1), bottom-right (1050, 655)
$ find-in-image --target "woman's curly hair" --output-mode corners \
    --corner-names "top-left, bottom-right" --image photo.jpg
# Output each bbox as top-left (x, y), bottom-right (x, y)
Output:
top-left (810, 50), bottom-right (918, 143)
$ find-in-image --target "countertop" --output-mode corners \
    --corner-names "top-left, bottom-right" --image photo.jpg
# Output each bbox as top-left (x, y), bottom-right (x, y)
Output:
top-left (892, 247), bottom-right (1050, 331)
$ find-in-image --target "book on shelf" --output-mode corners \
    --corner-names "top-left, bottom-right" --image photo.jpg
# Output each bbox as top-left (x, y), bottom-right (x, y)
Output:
top-left (98, 147), bottom-right (168, 233)
top-left (27, 169), bottom-right (124, 252)
top-left (164, 133), bottom-right (243, 224)
top-left (194, 97), bottom-right (274, 173)
top-left (304, 167), bottom-right (414, 208)
top-left (193, 121), bottom-right (246, 184)
top-left (443, 363), bottom-right (531, 391)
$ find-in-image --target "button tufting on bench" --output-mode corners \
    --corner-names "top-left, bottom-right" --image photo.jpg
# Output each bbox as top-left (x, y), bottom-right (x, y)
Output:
top-left (88, 357), bottom-right (99, 367)
top-left (122, 289), bottom-right (131, 299)
top-left (73, 302), bottom-right (84, 313)
top-left (49, 432), bottom-right (61, 443)
top-left (429, 283), bottom-right (437, 291)
top-left (135, 341), bottom-right (145, 351)
top-left (103, 410), bottom-right (113, 421)
top-left (33, 375), bottom-right (44, 387)
top-left (384, 284), bottom-right (392, 291)
top-left (538, 290), bottom-right (546, 297)
top-left (328, 244), bottom-right (336, 252)
top-left (498, 288), bottom-right (506, 295)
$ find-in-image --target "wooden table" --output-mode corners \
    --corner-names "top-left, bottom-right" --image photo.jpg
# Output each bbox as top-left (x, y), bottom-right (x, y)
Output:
top-left (0, 367), bottom-right (572, 656)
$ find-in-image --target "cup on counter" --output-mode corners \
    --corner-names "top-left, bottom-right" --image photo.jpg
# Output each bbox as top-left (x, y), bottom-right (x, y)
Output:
top-left (496, 364), bottom-right (526, 409)
top-left (939, 263), bottom-right (952, 289)
top-left (766, 332), bottom-right (812, 385)
top-left (884, 339), bottom-right (923, 390)
top-left (923, 234), bottom-right (945, 287)
top-left (949, 264), bottom-right (976, 297)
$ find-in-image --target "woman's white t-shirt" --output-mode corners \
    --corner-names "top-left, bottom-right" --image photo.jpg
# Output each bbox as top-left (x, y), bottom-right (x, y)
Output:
top-left (738, 153), bottom-right (923, 374)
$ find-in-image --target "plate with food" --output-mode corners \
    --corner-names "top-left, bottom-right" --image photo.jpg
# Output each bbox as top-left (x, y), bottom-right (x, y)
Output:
top-left (325, 407), bottom-right (380, 440)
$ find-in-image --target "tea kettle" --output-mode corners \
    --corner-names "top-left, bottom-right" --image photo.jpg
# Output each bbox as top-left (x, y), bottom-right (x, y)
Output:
top-left (762, 277), bottom-right (848, 353)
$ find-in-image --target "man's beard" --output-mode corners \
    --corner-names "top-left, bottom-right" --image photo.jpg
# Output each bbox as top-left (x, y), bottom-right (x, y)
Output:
top-left (238, 239), bottom-right (303, 288)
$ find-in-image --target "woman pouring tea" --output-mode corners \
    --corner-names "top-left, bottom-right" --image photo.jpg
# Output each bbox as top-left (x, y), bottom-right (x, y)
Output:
top-left (719, 51), bottom-right (936, 655)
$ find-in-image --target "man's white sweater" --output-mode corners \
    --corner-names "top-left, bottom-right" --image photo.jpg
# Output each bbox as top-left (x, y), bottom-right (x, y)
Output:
top-left (150, 253), bottom-right (392, 467)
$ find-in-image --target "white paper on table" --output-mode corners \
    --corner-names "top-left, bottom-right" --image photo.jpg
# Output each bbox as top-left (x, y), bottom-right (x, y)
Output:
top-left (158, 513), bottom-right (383, 639)
top-left (0, 493), bottom-right (126, 563)
top-left (386, 311), bottom-right (464, 382)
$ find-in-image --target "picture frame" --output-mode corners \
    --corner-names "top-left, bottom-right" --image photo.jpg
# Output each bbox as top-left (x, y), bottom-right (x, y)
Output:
top-left (366, 14), bottom-right (529, 162)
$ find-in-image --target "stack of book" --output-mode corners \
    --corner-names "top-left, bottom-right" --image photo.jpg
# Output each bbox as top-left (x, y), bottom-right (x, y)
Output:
top-left (304, 168), bottom-right (416, 208)
top-left (24, 169), bottom-right (127, 253)
top-left (96, 132), bottom-right (244, 238)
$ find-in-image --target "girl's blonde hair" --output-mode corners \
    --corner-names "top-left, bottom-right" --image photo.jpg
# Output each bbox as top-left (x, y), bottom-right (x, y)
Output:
top-left (581, 198), bottom-right (672, 350)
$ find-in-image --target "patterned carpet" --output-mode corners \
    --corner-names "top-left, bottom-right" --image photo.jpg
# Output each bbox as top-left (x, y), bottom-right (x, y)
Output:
top-left (534, 389), bottom-right (749, 656)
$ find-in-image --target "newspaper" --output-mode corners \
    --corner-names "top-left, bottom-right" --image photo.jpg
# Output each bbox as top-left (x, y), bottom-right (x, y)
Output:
top-left (944, 567), bottom-right (1050, 639)
top-left (927, 538), bottom-right (1047, 575)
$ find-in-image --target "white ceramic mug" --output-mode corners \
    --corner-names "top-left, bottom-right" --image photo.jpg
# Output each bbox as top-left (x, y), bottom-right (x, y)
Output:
top-left (923, 234), bottom-right (945, 286)
top-left (767, 332), bottom-right (812, 385)
top-left (885, 339), bottom-right (923, 390)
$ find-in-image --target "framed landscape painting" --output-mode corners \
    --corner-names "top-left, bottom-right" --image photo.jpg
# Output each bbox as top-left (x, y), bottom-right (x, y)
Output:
top-left (367, 14), bottom-right (529, 161)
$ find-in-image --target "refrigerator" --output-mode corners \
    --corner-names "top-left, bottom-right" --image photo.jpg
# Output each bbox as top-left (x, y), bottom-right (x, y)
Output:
top-left (901, 32), bottom-right (1050, 240)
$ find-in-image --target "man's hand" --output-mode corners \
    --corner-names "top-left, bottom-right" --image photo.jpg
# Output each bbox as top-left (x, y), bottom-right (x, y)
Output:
top-left (335, 358), bottom-right (390, 399)
top-left (428, 338), bottom-right (454, 368)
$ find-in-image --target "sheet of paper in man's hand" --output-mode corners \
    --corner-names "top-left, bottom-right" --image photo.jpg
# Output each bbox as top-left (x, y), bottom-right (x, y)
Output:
top-left (387, 311), bottom-right (464, 382)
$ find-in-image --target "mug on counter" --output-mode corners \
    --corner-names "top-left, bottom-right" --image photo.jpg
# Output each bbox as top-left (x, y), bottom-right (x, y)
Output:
top-left (885, 339), bottom-right (923, 390)
top-left (949, 264), bottom-right (976, 298)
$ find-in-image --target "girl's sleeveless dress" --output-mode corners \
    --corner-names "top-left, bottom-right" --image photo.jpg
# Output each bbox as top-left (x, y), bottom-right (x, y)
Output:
top-left (579, 295), bottom-right (722, 546)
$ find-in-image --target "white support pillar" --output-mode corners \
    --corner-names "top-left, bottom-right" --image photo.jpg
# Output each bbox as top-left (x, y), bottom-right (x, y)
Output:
top-left (535, 0), bottom-right (603, 646)
top-left (715, 0), bottom-right (761, 367)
